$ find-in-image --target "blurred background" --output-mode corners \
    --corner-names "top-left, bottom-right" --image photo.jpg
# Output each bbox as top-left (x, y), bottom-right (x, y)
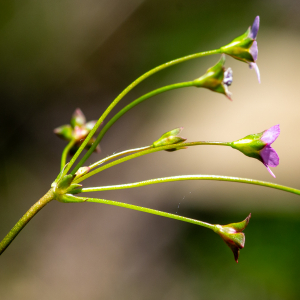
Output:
top-left (1, 0), bottom-right (300, 299)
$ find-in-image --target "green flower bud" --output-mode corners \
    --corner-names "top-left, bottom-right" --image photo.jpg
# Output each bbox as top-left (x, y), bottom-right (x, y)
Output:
top-left (193, 55), bottom-right (233, 100)
top-left (152, 127), bottom-right (187, 151)
top-left (74, 166), bottom-right (90, 180)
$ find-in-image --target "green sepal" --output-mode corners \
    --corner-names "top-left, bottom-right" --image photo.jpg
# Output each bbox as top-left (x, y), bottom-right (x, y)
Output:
top-left (193, 55), bottom-right (225, 89)
top-left (66, 183), bottom-right (82, 193)
top-left (54, 125), bottom-right (73, 140)
top-left (57, 174), bottom-right (75, 190)
top-left (160, 127), bottom-right (183, 139)
top-left (231, 132), bottom-right (265, 161)
top-left (57, 193), bottom-right (86, 203)
top-left (153, 127), bottom-right (186, 148)
top-left (220, 28), bottom-right (255, 63)
top-left (153, 136), bottom-right (186, 148)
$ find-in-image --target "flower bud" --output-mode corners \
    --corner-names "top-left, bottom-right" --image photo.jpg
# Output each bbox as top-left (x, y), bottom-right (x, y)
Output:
top-left (231, 125), bottom-right (280, 177)
top-left (152, 127), bottom-right (187, 151)
top-left (214, 213), bottom-right (251, 263)
top-left (221, 16), bottom-right (260, 83)
top-left (193, 55), bottom-right (233, 100)
top-left (74, 166), bottom-right (90, 180)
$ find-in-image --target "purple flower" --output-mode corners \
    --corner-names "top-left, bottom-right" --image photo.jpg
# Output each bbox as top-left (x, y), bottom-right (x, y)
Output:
top-left (259, 125), bottom-right (280, 177)
top-left (221, 16), bottom-right (260, 83)
top-left (231, 125), bottom-right (280, 178)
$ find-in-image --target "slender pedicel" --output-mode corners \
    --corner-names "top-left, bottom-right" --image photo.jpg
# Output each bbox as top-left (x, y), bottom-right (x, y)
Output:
top-left (74, 141), bottom-right (231, 183)
top-left (63, 49), bottom-right (221, 176)
top-left (71, 175), bottom-right (300, 197)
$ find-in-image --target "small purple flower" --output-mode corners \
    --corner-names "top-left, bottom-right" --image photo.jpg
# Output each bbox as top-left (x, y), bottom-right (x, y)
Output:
top-left (221, 16), bottom-right (260, 83)
top-left (231, 125), bottom-right (280, 178)
top-left (259, 125), bottom-right (280, 177)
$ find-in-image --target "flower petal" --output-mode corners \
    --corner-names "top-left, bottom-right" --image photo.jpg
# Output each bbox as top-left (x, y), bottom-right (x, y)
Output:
top-left (261, 146), bottom-right (279, 167)
top-left (261, 124), bottom-right (280, 145)
top-left (223, 68), bottom-right (233, 86)
top-left (249, 16), bottom-right (260, 39)
top-left (249, 41), bottom-right (258, 61)
top-left (249, 62), bottom-right (261, 83)
top-left (264, 163), bottom-right (276, 178)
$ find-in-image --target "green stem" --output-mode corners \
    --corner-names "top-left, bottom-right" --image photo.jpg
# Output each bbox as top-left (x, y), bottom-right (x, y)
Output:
top-left (61, 139), bottom-right (76, 171)
top-left (0, 188), bottom-right (55, 255)
top-left (72, 175), bottom-right (300, 197)
top-left (74, 81), bottom-right (195, 172)
top-left (89, 146), bottom-right (151, 169)
top-left (74, 141), bottom-right (230, 183)
top-left (65, 194), bottom-right (215, 230)
top-left (64, 49), bottom-right (221, 176)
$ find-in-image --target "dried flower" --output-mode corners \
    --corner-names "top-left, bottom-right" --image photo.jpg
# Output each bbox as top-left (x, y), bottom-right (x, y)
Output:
top-left (214, 213), bottom-right (251, 263)
top-left (54, 108), bottom-right (100, 154)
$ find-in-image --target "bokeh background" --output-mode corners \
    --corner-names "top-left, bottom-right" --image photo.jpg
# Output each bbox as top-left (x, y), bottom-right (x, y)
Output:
top-left (1, 0), bottom-right (300, 299)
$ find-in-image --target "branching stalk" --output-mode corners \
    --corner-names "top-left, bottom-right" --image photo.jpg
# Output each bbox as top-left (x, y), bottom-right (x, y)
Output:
top-left (64, 49), bottom-right (221, 176)
top-left (74, 141), bottom-right (230, 183)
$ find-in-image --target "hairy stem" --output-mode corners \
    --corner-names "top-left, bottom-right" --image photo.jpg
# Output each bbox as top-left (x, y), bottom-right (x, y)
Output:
top-left (0, 188), bottom-right (55, 255)
top-left (64, 49), bottom-right (221, 176)
top-left (74, 141), bottom-right (230, 183)
top-left (72, 175), bottom-right (300, 196)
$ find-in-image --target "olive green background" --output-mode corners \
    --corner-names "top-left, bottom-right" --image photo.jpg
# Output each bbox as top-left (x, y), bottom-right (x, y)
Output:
top-left (1, 0), bottom-right (300, 299)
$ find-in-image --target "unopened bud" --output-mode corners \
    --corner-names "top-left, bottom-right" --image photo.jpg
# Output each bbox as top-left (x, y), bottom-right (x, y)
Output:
top-left (74, 166), bottom-right (90, 180)
top-left (153, 127), bottom-right (186, 148)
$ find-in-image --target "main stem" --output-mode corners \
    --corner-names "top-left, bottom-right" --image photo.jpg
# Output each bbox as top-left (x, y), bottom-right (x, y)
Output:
top-left (75, 141), bottom-right (230, 183)
top-left (0, 188), bottom-right (55, 255)
top-left (64, 49), bottom-right (221, 176)
top-left (73, 81), bottom-right (195, 172)
top-left (73, 175), bottom-right (300, 197)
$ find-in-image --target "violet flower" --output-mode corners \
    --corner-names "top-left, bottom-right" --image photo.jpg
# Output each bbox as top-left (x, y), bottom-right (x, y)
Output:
top-left (231, 125), bottom-right (280, 177)
top-left (221, 16), bottom-right (260, 83)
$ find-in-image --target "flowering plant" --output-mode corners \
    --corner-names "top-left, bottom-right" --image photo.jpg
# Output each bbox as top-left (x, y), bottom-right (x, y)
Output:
top-left (1, 15), bottom-right (300, 265)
